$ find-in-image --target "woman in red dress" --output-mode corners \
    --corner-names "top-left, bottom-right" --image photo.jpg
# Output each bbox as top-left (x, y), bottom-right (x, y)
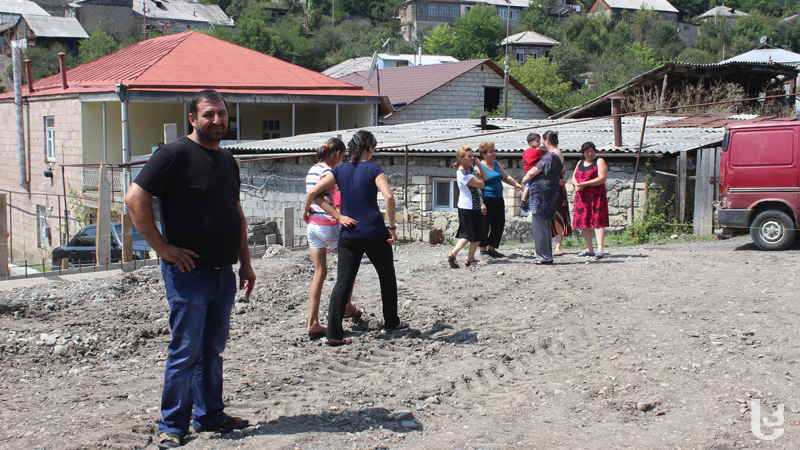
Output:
top-left (571, 142), bottom-right (609, 258)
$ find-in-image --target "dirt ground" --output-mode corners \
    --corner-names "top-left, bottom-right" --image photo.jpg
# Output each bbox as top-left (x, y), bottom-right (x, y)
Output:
top-left (1, 235), bottom-right (798, 449)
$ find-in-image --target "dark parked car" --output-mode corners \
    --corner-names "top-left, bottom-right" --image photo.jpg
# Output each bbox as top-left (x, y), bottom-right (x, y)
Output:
top-left (51, 223), bottom-right (159, 268)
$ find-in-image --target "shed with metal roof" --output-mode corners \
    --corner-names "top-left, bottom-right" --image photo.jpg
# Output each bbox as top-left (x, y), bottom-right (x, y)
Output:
top-left (338, 59), bottom-right (554, 126)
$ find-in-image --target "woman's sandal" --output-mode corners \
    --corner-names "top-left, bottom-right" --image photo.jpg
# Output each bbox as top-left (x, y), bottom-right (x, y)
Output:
top-left (577, 250), bottom-right (596, 257)
top-left (447, 254), bottom-right (459, 269)
top-left (322, 337), bottom-right (352, 346)
top-left (344, 305), bottom-right (364, 319)
top-left (465, 259), bottom-right (479, 267)
top-left (156, 432), bottom-right (181, 449)
top-left (384, 320), bottom-right (409, 331)
top-left (533, 260), bottom-right (554, 265)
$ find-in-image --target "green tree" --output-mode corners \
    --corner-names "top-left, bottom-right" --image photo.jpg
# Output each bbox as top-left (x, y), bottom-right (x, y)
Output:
top-left (517, 0), bottom-right (556, 36)
top-left (5, 44), bottom-right (78, 85)
top-left (775, 17), bottom-right (800, 53)
top-left (508, 56), bottom-right (572, 112)
top-left (78, 29), bottom-right (119, 64)
top-left (678, 47), bottom-right (720, 63)
top-left (451, 3), bottom-right (504, 60)
top-left (422, 25), bottom-right (456, 56)
top-left (729, 12), bottom-right (778, 55)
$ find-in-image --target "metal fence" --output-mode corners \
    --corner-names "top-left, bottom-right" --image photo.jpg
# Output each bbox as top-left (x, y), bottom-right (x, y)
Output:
top-left (82, 167), bottom-right (125, 196)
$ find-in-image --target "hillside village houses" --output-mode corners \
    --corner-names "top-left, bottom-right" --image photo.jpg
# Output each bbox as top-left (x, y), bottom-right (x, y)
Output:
top-left (587, 0), bottom-right (679, 22)
top-left (501, 30), bottom-right (561, 64)
top-left (0, 31), bottom-right (380, 262)
top-left (699, 4), bottom-right (748, 25)
top-left (65, 0), bottom-right (234, 41)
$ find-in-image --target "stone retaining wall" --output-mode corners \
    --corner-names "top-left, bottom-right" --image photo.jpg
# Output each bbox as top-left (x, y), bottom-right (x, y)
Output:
top-left (239, 155), bottom-right (675, 245)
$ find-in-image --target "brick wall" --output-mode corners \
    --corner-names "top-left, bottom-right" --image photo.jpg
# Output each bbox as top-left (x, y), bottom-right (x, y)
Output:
top-left (0, 98), bottom-right (86, 262)
top-left (382, 65), bottom-right (550, 125)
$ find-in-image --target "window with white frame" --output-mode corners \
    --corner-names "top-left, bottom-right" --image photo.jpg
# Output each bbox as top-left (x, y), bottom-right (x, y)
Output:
top-left (262, 119), bottom-right (281, 139)
top-left (515, 49), bottom-right (525, 63)
top-left (432, 178), bottom-right (459, 211)
top-left (45, 116), bottom-right (55, 162)
top-left (498, 8), bottom-right (507, 19)
top-left (510, 9), bottom-right (519, 20)
top-left (529, 50), bottom-right (539, 59)
top-left (36, 205), bottom-right (51, 247)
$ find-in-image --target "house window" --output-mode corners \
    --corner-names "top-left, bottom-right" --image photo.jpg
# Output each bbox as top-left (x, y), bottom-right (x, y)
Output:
top-left (45, 116), bottom-right (55, 162)
top-left (432, 178), bottom-right (458, 211)
top-left (263, 119), bottom-right (281, 139)
top-left (484, 87), bottom-right (502, 113)
top-left (510, 9), bottom-right (519, 20)
top-left (529, 50), bottom-right (539, 59)
top-left (515, 49), bottom-right (525, 63)
top-left (498, 8), bottom-right (507, 19)
top-left (428, 3), bottom-right (459, 18)
top-left (36, 205), bottom-right (51, 247)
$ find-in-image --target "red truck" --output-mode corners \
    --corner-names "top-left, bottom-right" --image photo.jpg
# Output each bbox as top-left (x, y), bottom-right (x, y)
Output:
top-left (715, 121), bottom-right (800, 250)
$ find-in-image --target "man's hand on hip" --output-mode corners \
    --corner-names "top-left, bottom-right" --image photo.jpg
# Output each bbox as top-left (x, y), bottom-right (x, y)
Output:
top-left (159, 245), bottom-right (199, 272)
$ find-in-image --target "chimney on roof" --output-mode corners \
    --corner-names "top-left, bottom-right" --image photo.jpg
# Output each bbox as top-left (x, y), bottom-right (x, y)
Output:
top-left (609, 92), bottom-right (625, 147)
top-left (24, 59), bottom-right (34, 93)
top-left (58, 52), bottom-right (68, 90)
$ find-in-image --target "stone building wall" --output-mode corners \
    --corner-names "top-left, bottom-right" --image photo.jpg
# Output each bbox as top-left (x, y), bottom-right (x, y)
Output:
top-left (382, 65), bottom-right (550, 126)
top-left (0, 97), bottom-right (85, 262)
top-left (238, 153), bottom-right (674, 246)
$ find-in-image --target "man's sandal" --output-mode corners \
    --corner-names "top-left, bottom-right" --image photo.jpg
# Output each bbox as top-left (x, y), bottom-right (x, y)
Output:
top-left (156, 432), bottom-right (182, 449)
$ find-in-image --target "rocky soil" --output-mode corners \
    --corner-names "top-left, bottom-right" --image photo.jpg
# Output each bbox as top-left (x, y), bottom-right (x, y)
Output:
top-left (1, 236), bottom-right (798, 449)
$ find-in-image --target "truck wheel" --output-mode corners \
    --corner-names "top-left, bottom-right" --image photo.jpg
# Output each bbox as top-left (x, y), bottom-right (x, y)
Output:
top-left (750, 210), bottom-right (796, 251)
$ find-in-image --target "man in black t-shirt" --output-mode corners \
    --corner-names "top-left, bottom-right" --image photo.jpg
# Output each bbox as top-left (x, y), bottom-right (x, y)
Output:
top-left (124, 90), bottom-right (255, 449)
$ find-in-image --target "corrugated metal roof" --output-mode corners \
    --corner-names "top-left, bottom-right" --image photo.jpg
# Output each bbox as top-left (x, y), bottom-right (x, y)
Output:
top-left (224, 116), bottom-right (726, 156)
top-left (502, 30), bottom-right (560, 46)
top-left (133, 0), bottom-right (232, 26)
top-left (338, 59), bottom-right (554, 115)
top-left (603, 0), bottom-right (678, 13)
top-left (405, 0), bottom-right (528, 6)
top-left (23, 16), bottom-right (88, 38)
top-left (323, 54), bottom-right (459, 78)
top-left (722, 48), bottom-right (800, 65)
top-left (1, 32), bottom-right (379, 100)
top-left (700, 5), bottom-right (748, 17)
top-left (0, 0), bottom-right (49, 16)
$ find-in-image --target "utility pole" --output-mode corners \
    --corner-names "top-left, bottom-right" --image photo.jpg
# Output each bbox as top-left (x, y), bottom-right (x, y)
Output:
top-left (502, 1), bottom-right (510, 118)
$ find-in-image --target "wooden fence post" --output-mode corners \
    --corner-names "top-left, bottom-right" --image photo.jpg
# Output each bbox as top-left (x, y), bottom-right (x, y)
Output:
top-left (0, 194), bottom-right (8, 277)
top-left (96, 165), bottom-right (111, 267)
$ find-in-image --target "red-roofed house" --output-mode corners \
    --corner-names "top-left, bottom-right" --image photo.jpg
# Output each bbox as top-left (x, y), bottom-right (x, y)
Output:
top-left (0, 31), bottom-right (379, 261)
top-left (336, 59), bottom-right (553, 125)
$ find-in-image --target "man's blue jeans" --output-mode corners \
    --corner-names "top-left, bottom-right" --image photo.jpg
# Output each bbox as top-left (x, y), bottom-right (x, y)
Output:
top-left (158, 263), bottom-right (236, 437)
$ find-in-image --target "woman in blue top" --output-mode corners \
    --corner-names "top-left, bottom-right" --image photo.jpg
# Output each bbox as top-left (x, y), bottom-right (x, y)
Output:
top-left (477, 141), bottom-right (523, 260)
top-left (303, 130), bottom-right (408, 346)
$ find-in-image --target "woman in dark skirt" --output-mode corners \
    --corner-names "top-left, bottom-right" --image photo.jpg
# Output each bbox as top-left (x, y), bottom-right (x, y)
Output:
top-left (446, 145), bottom-right (487, 268)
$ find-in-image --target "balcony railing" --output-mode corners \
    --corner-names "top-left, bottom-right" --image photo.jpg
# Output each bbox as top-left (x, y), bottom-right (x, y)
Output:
top-left (82, 167), bottom-right (126, 197)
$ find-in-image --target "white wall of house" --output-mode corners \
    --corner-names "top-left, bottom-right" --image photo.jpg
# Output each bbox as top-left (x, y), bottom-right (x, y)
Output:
top-left (381, 65), bottom-right (550, 125)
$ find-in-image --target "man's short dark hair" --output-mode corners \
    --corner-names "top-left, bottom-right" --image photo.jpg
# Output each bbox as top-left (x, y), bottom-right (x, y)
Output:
top-left (190, 90), bottom-right (227, 116)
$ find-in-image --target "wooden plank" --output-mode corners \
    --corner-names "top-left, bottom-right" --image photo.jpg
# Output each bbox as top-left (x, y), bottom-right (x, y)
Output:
top-left (121, 214), bottom-right (133, 262)
top-left (677, 152), bottom-right (687, 224)
top-left (693, 148), bottom-right (715, 235)
top-left (96, 165), bottom-right (111, 266)
top-left (0, 194), bottom-right (7, 277)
